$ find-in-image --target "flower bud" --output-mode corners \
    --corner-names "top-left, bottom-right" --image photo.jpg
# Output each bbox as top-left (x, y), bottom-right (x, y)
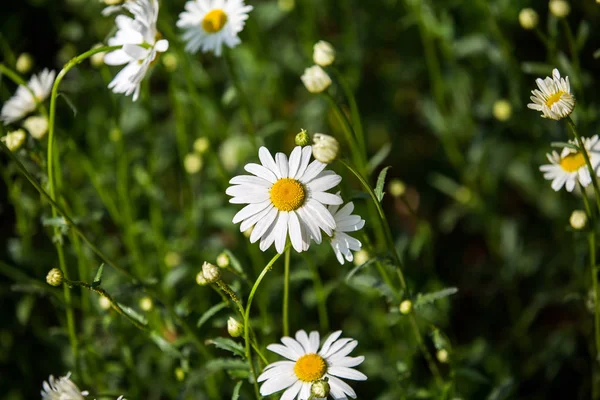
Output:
top-left (184, 153), bottom-right (203, 174)
top-left (46, 268), bottom-right (64, 286)
top-left (216, 252), bottom-right (230, 268)
top-left (227, 317), bottom-right (244, 337)
top-left (202, 261), bottom-right (221, 283)
top-left (90, 44), bottom-right (105, 68)
top-left (518, 8), bottom-right (539, 30)
top-left (139, 296), bottom-right (153, 311)
top-left (493, 99), bottom-right (512, 121)
top-left (313, 41), bottom-right (335, 67)
top-left (436, 349), bottom-right (449, 363)
top-left (301, 65), bottom-right (332, 94)
top-left (399, 300), bottom-right (413, 315)
top-left (196, 271), bottom-right (208, 286)
top-left (353, 249), bottom-right (369, 266)
top-left (310, 379), bottom-right (330, 398)
top-left (99, 296), bottom-right (111, 310)
top-left (164, 251), bottom-right (182, 268)
top-left (174, 367), bottom-right (185, 382)
top-left (295, 129), bottom-right (310, 146)
top-left (549, 0), bottom-right (570, 18)
top-left (570, 210), bottom-right (587, 230)
top-left (16, 53), bottom-right (33, 74)
top-left (388, 179), bottom-right (406, 197)
top-left (162, 53), bottom-right (178, 72)
top-left (23, 115), bottom-right (49, 139)
top-left (1, 130), bottom-right (26, 152)
top-left (193, 137), bottom-right (210, 154)
top-left (312, 133), bottom-right (339, 164)
top-left (278, 0), bottom-right (295, 11)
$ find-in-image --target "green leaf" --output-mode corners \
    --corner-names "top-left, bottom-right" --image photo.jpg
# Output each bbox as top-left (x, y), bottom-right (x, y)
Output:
top-left (149, 331), bottom-right (182, 357)
top-left (223, 249), bottom-right (245, 276)
top-left (374, 166), bottom-right (391, 202)
top-left (208, 337), bottom-right (245, 358)
top-left (414, 287), bottom-right (458, 308)
top-left (197, 302), bottom-right (228, 328)
top-left (550, 141), bottom-right (579, 151)
top-left (367, 143), bottom-right (391, 174)
top-left (92, 263), bottom-right (104, 287)
top-left (487, 378), bottom-right (514, 400)
top-left (57, 92), bottom-right (78, 116)
top-left (117, 302), bottom-right (148, 326)
top-left (231, 381), bottom-right (243, 400)
top-left (204, 358), bottom-right (249, 374)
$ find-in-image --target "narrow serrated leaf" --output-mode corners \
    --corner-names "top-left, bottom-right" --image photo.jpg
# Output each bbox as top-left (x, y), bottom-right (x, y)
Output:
top-left (197, 302), bottom-right (228, 328)
top-left (231, 381), bottom-right (243, 400)
top-left (414, 287), bottom-right (458, 308)
top-left (223, 249), bottom-right (245, 276)
top-left (550, 141), bottom-right (578, 151)
top-left (375, 166), bottom-right (391, 202)
top-left (208, 337), bottom-right (245, 358)
top-left (93, 263), bottom-right (104, 286)
top-left (150, 331), bottom-right (182, 357)
top-left (367, 143), bottom-right (392, 173)
top-left (57, 92), bottom-right (78, 116)
top-left (204, 358), bottom-right (249, 373)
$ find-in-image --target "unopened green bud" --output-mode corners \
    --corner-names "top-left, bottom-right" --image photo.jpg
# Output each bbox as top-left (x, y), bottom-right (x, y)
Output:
top-left (295, 129), bottom-right (310, 146)
top-left (388, 179), bottom-right (406, 197)
top-left (196, 271), bottom-right (208, 286)
top-left (174, 367), bottom-right (185, 382)
top-left (216, 252), bottom-right (230, 268)
top-left (399, 300), bottom-right (412, 315)
top-left (193, 137), bottom-right (210, 154)
top-left (139, 296), bottom-right (153, 311)
top-left (310, 379), bottom-right (330, 398)
top-left (437, 349), bottom-right (449, 363)
top-left (46, 268), bottom-right (64, 286)
top-left (227, 317), bottom-right (244, 337)
top-left (16, 53), bottom-right (33, 74)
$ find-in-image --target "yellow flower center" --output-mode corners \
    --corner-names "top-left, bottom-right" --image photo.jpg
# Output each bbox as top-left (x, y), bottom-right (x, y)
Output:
top-left (545, 91), bottom-right (565, 108)
top-left (294, 353), bottom-right (327, 382)
top-left (270, 178), bottom-right (306, 211)
top-left (560, 152), bottom-right (586, 172)
top-left (202, 9), bottom-right (228, 33)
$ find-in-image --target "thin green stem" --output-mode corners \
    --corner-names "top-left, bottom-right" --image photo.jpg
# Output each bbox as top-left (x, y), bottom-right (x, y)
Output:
top-left (283, 246), bottom-right (291, 337)
top-left (244, 247), bottom-right (288, 400)
top-left (567, 117), bottom-right (600, 214)
top-left (330, 68), bottom-right (366, 160)
top-left (305, 255), bottom-right (329, 332)
top-left (223, 50), bottom-right (257, 144)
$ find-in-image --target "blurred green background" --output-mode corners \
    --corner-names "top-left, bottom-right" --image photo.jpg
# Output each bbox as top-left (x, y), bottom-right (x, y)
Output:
top-left (2, 0), bottom-right (600, 399)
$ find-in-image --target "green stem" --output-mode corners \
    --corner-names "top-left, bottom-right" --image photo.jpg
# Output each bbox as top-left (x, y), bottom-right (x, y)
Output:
top-left (223, 50), bottom-right (257, 144)
top-left (283, 246), bottom-right (291, 337)
top-left (330, 68), bottom-right (367, 160)
top-left (338, 158), bottom-right (443, 384)
top-left (566, 117), bottom-right (600, 214)
top-left (65, 279), bottom-right (149, 332)
top-left (244, 247), bottom-right (288, 400)
top-left (305, 255), bottom-right (329, 332)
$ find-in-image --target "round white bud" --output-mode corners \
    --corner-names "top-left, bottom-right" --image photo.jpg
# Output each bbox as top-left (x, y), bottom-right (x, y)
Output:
top-left (310, 379), bottom-right (331, 398)
top-left (202, 261), bottom-right (221, 283)
top-left (1, 130), bottom-right (26, 152)
top-left (184, 153), bottom-right (203, 175)
top-left (46, 268), bottom-right (64, 286)
top-left (23, 115), bottom-right (49, 139)
top-left (227, 317), bottom-right (244, 337)
top-left (312, 133), bottom-right (339, 164)
top-left (301, 65), bottom-right (332, 94)
top-left (549, 0), bottom-right (570, 18)
top-left (399, 300), bottom-right (413, 315)
top-left (519, 8), bottom-right (539, 30)
top-left (16, 53), bottom-right (33, 74)
top-left (493, 99), bottom-right (512, 121)
top-left (570, 210), bottom-right (587, 230)
top-left (313, 41), bottom-right (335, 67)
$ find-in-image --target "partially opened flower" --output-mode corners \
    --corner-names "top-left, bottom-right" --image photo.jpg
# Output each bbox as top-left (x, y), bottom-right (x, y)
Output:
top-left (258, 330), bottom-right (367, 399)
top-left (177, 0), bottom-right (253, 56)
top-left (104, 0), bottom-right (169, 101)
top-left (327, 199), bottom-right (365, 265)
top-left (527, 68), bottom-right (575, 120)
top-left (226, 146), bottom-right (342, 254)
top-left (41, 372), bottom-right (89, 400)
top-left (1, 69), bottom-right (55, 125)
top-left (540, 135), bottom-right (600, 192)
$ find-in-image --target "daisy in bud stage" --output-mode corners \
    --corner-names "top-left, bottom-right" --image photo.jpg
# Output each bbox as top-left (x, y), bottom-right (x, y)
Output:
top-left (540, 135), bottom-right (600, 192)
top-left (177, 0), bottom-right (253, 56)
top-left (301, 65), bottom-right (332, 94)
top-left (527, 68), bottom-right (575, 120)
top-left (258, 330), bottom-right (367, 399)
top-left (227, 146), bottom-right (343, 254)
top-left (327, 197), bottom-right (365, 265)
top-left (104, 0), bottom-right (169, 101)
top-left (1, 69), bottom-right (55, 125)
top-left (41, 372), bottom-right (89, 399)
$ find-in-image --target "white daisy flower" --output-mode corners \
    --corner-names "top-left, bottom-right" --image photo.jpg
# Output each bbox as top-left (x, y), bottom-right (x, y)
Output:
top-left (258, 330), bottom-right (367, 400)
top-left (1, 69), bottom-right (55, 125)
top-left (41, 372), bottom-right (89, 400)
top-left (327, 199), bottom-right (365, 265)
top-left (104, 0), bottom-right (169, 101)
top-left (540, 135), bottom-right (600, 192)
top-left (177, 0), bottom-right (253, 56)
top-left (226, 146), bottom-right (343, 254)
top-left (527, 68), bottom-right (575, 120)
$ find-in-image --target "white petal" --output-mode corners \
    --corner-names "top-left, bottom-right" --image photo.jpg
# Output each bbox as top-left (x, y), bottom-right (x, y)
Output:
top-left (267, 343), bottom-right (301, 361)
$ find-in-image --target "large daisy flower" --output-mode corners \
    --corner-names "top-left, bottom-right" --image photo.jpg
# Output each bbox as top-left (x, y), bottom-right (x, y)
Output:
top-left (1, 69), bottom-right (55, 125)
top-left (540, 135), bottom-right (600, 192)
top-left (527, 68), bottom-right (575, 120)
top-left (258, 330), bottom-right (367, 400)
top-left (176, 0), bottom-right (253, 56)
top-left (226, 146), bottom-right (342, 254)
top-left (327, 199), bottom-right (365, 265)
top-left (104, 0), bottom-right (169, 101)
